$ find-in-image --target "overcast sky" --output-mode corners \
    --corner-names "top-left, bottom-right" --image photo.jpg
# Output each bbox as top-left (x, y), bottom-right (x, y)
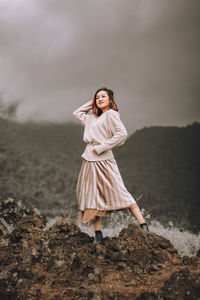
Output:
top-left (0, 0), bottom-right (199, 134)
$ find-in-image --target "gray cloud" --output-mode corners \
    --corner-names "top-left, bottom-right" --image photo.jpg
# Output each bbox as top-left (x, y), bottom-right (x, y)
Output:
top-left (0, 0), bottom-right (199, 133)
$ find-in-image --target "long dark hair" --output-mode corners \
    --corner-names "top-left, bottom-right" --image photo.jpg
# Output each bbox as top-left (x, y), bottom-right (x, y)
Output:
top-left (92, 87), bottom-right (118, 116)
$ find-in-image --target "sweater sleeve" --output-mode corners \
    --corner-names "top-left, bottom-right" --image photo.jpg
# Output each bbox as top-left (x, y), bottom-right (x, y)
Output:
top-left (72, 100), bottom-right (93, 124)
top-left (94, 110), bottom-right (128, 155)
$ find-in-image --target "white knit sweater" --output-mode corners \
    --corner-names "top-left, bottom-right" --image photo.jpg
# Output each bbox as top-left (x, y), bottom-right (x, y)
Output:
top-left (73, 100), bottom-right (128, 161)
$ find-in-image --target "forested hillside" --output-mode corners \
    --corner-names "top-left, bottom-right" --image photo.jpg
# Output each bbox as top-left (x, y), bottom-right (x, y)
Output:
top-left (0, 117), bottom-right (84, 219)
top-left (115, 122), bottom-right (200, 233)
top-left (0, 117), bottom-right (199, 232)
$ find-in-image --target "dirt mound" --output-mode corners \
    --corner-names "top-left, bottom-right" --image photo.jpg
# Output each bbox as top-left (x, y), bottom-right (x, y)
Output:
top-left (0, 198), bottom-right (199, 299)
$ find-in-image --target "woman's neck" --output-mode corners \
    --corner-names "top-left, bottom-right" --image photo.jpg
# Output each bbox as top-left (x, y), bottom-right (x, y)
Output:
top-left (102, 107), bottom-right (110, 113)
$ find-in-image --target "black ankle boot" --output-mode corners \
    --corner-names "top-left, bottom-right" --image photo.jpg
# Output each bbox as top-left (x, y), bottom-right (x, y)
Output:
top-left (140, 223), bottom-right (149, 233)
top-left (94, 230), bottom-right (103, 244)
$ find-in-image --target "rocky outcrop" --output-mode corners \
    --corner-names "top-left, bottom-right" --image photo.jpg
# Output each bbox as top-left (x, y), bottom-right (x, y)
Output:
top-left (0, 198), bottom-right (200, 299)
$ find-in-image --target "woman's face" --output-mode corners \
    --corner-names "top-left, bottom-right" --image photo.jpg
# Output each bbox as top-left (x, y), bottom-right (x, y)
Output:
top-left (96, 90), bottom-right (110, 112)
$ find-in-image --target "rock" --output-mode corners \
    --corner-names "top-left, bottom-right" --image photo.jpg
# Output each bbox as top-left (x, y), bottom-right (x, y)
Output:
top-left (88, 272), bottom-right (96, 282)
top-left (196, 249), bottom-right (200, 257)
top-left (0, 217), bottom-right (13, 236)
top-left (71, 254), bottom-right (81, 271)
top-left (0, 198), bottom-right (47, 232)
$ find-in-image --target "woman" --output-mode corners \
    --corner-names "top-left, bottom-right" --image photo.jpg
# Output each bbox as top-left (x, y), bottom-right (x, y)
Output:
top-left (73, 87), bottom-right (149, 243)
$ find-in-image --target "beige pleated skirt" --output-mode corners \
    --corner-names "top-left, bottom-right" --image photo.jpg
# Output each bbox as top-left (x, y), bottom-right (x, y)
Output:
top-left (76, 157), bottom-right (136, 223)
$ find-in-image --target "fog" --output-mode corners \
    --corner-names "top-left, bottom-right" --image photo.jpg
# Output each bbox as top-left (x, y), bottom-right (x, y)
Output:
top-left (0, 0), bottom-right (199, 133)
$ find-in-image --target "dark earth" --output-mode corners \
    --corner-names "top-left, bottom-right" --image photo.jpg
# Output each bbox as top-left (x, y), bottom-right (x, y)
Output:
top-left (0, 198), bottom-right (199, 299)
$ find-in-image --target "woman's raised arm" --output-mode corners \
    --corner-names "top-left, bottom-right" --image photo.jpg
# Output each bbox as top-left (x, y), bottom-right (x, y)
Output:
top-left (73, 100), bottom-right (93, 124)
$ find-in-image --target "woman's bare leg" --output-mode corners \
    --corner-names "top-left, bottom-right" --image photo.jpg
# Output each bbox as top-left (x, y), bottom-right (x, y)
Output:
top-left (93, 216), bottom-right (102, 231)
top-left (129, 203), bottom-right (145, 224)
top-left (129, 203), bottom-right (149, 232)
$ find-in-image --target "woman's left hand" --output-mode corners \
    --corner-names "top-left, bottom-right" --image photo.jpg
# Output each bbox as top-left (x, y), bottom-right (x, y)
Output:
top-left (92, 147), bottom-right (97, 154)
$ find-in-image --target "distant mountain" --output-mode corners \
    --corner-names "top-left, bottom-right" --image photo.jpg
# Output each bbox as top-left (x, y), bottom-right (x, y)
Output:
top-left (0, 117), bottom-right (199, 232)
top-left (115, 122), bottom-right (200, 233)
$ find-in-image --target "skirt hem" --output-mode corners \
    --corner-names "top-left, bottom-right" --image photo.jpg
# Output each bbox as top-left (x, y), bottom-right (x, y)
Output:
top-left (78, 203), bottom-right (137, 223)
